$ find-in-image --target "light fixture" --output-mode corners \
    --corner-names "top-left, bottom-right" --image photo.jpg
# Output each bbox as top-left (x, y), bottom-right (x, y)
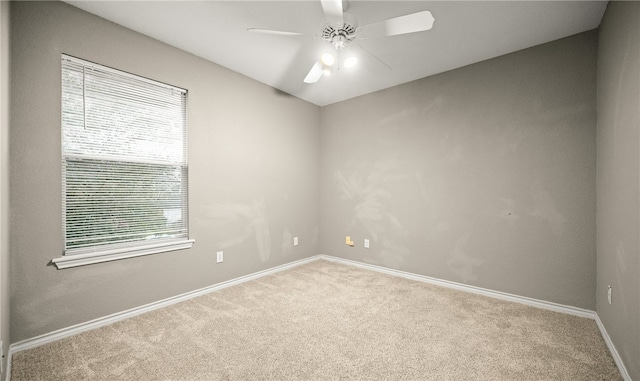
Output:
top-left (321, 53), bottom-right (335, 66)
top-left (343, 56), bottom-right (357, 68)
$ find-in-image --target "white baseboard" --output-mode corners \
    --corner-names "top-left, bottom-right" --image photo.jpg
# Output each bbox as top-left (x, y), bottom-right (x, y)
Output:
top-left (595, 313), bottom-right (632, 381)
top-left (318, 254), bottom-right (595, 319)
top-left (5, 255), bottom-right (324, 381)
top-left (320, 255), bottom-right (637, 379)
top-left (7, 254), bottom-right (627, 381)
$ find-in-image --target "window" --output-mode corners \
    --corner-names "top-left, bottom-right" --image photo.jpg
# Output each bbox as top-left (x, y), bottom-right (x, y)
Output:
top-left (52, 55), bottom-right (193, 269)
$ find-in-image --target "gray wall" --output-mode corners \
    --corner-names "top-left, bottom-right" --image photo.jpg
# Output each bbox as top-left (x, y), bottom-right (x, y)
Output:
top-left (10, 1), bottom-right (320, 342)
top-left (596, 1), bottom-right (640, 379)
top-left (9, 3), bottom-right (636, 378)
top-left (320, 31), bottom-right (597, 310)
top-left (1, 0), bottom-right (10, 377)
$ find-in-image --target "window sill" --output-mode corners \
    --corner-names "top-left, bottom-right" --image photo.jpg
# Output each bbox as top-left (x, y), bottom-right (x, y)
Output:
top-left (52, 239), bottom-right (195, 269)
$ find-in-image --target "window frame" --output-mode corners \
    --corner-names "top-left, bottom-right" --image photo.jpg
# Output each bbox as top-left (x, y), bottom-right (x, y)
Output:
top-left (52, 54), bottom-right (194, 269)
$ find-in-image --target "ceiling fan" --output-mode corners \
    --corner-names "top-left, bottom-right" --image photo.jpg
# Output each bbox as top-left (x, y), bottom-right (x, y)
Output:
top-left (247, 0), bottom-right (435, 84)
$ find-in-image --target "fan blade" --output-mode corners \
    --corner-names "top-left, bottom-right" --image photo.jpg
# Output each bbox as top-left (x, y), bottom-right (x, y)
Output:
top-left (362, 10), bottom-right (434, 39)
top-left (304, 62), bottom-right (324, 83)
top-left (247, 28), bottom-right (303, 36)
top-left (321, 0), bottom-right (343, 26)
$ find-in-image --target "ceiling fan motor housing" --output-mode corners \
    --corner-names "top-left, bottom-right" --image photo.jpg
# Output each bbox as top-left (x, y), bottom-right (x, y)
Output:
top-left (321, 12), bottom-right (358, 50)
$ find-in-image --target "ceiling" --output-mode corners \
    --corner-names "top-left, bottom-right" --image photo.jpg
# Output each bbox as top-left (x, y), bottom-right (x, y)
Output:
top-left (65, 1), bottom-right (608, 106)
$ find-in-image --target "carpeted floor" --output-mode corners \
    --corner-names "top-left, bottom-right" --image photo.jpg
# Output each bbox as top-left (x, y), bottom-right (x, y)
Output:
top-left (11, 259), bottom-right (621, 380)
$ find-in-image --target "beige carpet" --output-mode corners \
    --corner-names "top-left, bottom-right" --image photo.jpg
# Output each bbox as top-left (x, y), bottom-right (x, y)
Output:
top-left (11, 259), bottom-right (621, 380)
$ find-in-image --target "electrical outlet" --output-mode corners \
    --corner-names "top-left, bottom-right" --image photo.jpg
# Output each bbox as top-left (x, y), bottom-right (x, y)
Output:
top-left (364, 239), bottom-right (370, 248)
top-left (345, 236), bottom-right (354, 246)
top-left (216, 251), bottom-right (223, 263)
top-left (607, 285), bottom-right (612, 305)
top-left (293, 237), bottom-right (299, 246)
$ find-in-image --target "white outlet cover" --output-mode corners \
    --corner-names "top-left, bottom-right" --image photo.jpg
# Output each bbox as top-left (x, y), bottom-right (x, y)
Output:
top-left (216, 251), bottom-right (223, 263)
top-left (293, 237), bottom-right (299, 246)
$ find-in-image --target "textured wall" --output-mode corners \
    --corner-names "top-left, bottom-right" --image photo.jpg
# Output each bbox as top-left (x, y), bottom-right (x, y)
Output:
top-left (8, 0), bottom-right (621, 361)
top-left (596, 1), bottom-right (640, 379)
top-left (1, 0), bottom-right (11, 377)
top-left (10, 1), bottom-right (320, 342)
top-left (321, 31), bottom-right (597, 310)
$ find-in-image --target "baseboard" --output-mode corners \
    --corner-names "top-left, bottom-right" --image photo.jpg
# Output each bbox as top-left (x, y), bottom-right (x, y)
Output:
top-left (318, 254), bottom-right (596, 319)
top-left (595, 313), bottom-right (632, 381)
top-left (6, 254), bottom-right (618, 381)
top-left (6, 255), bottom-right (324, 380)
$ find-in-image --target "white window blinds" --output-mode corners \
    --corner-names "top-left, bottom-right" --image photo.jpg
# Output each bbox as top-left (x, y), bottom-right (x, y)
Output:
top-left (56, 54), bottom-right (192, 268)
